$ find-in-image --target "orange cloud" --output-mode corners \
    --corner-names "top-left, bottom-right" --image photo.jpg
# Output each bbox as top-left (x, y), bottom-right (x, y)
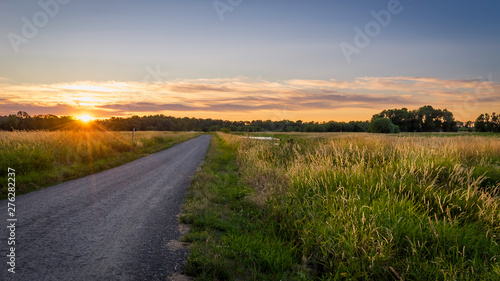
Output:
top-left (1, 76), bottom-right (498, 121)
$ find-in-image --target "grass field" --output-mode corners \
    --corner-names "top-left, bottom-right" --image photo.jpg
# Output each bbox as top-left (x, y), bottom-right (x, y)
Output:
top-left (0, 130), bottom-right (199, 199)
top-left (182, 132), bottom-right (500, 280)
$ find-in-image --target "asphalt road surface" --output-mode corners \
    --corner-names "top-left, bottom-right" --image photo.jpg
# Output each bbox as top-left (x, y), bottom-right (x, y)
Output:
top-left (1, 134), bottom-right (211, 281)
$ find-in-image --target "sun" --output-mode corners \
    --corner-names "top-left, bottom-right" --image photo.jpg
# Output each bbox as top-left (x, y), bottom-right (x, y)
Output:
top-left (78, 115), bottom-right (94, 123)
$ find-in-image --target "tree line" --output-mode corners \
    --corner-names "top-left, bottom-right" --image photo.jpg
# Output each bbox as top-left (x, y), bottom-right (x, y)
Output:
top-left (0, 106), bottom-right (497, 133)
top-left (370, 105), bottom-right (499, 133)
top-left (0, 111), bottom-right (368, 132)
top-left (474, 113), bottom-right (500, 132)
top-left (371, 105), bottom-right (457, 132)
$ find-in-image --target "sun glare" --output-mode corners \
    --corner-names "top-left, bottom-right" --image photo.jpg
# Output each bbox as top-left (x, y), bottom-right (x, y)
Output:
top-left (78, 115), bottom-right (94, 123)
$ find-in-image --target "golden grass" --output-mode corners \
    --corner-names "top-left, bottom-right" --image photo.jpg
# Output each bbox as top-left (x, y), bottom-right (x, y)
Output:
top-left (220, 132), bottom-right (500, 279)
top-left (0, 130), bottom-right (199, 197)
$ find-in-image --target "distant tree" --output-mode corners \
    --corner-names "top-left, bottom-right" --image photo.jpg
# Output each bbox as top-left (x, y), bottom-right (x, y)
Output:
top-left (441, 109), bottom-right (457, 132)
top-left (304, 124), bottom-right (315, 132)
top-left (491, 113), bottom-right (500, 132)
top-left (475, 114), bottom-right (487, 132)
top-left (3, 115), bottom-right (19, 130)
top-left (208, 125), bottom-right (219, 132)
top-left (373, 108), bottom-right (411, 131)
top-left (368, 118), bottom-right (399, 133)
top-left (475, 112), bottom-right (500, 133)
top-left (417, 105), bottom-right (437, 132)
top-left (372, 106), bottom-right (457, 132)
top-left (16, 111), bottom-right (30, 119)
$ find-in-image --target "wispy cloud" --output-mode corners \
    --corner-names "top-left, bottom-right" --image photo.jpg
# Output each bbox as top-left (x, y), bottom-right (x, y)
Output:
top-left (1, 76), bottom-right (498, 121)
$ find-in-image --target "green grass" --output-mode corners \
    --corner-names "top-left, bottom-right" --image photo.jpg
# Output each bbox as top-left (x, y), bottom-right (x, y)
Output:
top-left (183, 133), bottom-right (500, 280)
top-left (0, 130), bottom-right (199, 199)
top-left (181, 134), bottom-right (304, 280)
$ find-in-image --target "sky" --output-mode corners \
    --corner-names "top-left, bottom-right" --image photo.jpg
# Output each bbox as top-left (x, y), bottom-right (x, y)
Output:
top-left (0, 0), bottom-right (499, 122)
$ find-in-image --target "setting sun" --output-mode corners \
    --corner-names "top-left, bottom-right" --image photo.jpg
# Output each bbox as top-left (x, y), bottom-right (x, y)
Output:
top-left (78, 115), bottom-right (94, 123)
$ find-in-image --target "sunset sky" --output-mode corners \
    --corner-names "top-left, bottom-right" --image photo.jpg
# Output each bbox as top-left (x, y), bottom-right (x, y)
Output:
top-left (1, 0), bottom-right (499, 122)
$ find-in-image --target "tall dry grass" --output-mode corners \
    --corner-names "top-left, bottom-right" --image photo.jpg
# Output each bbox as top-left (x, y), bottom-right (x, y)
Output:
top-left (0, 130), bottom-right (198, 197)
top-left (222, 133), bottom-right (500, 279)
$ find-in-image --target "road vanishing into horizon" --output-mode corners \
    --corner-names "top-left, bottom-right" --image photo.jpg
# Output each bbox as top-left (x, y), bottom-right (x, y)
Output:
top-left (1, 135), bottom-right (212, 281)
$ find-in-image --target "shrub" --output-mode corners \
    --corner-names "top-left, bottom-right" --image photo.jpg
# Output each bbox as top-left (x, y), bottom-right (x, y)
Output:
top-left (368, 117), bottom-right (400, 133)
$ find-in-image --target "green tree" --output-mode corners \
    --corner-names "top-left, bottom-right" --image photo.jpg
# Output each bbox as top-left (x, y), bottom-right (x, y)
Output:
top-left (491, 113), bottom-right (500, 132)
top-left (475, 114), bottom-right (487, 132)
top-left (368, 118), bottom-right (399, 133)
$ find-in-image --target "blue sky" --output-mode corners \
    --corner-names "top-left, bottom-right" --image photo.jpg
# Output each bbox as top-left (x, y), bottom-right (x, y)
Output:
top-left (0, 0), bottom-right (499, 121)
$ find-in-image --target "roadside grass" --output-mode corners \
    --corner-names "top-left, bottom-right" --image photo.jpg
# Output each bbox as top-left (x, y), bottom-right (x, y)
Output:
top-left (180, 134), bottom-right (303, 280)
top-left (183, 132), bottom-right (500, 280)
top-left (0, 130), bottom-right (199, 199)
top-left (229, 133), bottom-right (500, 280)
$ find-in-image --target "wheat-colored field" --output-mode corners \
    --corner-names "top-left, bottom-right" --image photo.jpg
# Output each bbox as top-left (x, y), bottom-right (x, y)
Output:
top-left (0, 130), bottom-right (199, 197)
top-left (221, 133), bottom-right (500, 279)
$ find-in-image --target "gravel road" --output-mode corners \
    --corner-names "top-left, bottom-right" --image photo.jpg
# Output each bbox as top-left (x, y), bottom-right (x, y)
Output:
top-left (1, 134), bottom-right (211, 281)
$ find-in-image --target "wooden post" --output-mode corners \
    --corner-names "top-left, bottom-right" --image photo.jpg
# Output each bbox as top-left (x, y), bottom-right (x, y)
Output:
top-left (131, 128), bottom-right (135, 152)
